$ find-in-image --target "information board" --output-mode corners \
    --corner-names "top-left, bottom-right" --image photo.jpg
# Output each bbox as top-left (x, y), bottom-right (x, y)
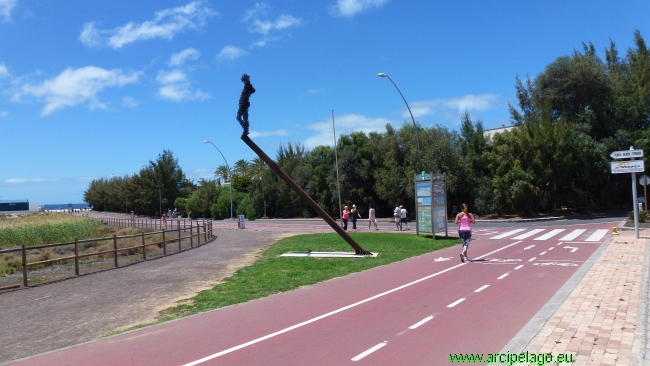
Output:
top-left (414, 173), bottom-right (432, 235)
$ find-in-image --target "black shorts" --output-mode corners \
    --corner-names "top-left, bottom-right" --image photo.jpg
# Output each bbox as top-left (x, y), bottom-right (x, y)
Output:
top-left (400, 218), bottom-right (407, 223)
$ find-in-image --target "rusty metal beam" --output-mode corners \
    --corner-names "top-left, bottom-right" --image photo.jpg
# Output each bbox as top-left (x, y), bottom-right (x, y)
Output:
top-left (241, 134), bottom-right (371, 255)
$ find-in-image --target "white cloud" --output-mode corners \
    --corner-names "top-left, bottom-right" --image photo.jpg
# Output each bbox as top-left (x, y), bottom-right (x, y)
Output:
top-left (0, 0), bottom-right (16, 22)
top-left (12, 66), bottom-right (140, 116)
top-left (243, 3), bottom-right (302, 47)
top-left (0, 111), bottom-right (8, 117)
top-left (331, 0), bottom-right (389, 17)
top-left (216, 45), bottom-right (248, 62)
top-left (156, 69), bottom-right (210, 102)
top-left (168, 48), bottom-right (200, 66)
top-left (0, 63), bottom-right (9, 78)
top-left (408, 94), bottom-right (501, 118)
top-left (122, 96), bottom-right (139, 108)
top-left (4, 178), bottom-right (61, 184)
top-left (307, 88), bottom-right (328, 95)
top-left (304, 114), bottom-right (397, 148)
top-left (79, 1), bottom-right (216, 49)
top-left (249, 129), bottom-right (289, 138)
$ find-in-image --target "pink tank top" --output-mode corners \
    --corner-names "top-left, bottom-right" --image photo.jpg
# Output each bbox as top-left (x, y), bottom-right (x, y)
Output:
top-left (459, 214), bottom-right (472, 230)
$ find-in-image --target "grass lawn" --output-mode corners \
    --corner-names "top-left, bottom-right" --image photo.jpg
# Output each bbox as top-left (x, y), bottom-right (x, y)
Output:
top-left (147, 232), bottom-right (459, 327)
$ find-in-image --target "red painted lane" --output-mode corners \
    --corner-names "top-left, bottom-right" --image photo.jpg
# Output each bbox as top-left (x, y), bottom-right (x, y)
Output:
top-left (14, 222), bottom-right (616, 366)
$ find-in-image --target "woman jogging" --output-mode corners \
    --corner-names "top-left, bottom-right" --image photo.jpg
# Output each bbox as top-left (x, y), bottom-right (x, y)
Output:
top-left (342, 206), bottom-right (350, 231)
top-left (455, 203), bottom-right (476, 263)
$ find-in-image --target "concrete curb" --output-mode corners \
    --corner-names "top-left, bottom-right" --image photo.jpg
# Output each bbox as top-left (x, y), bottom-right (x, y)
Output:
top-left (632, 236), bottom-right (650, 365)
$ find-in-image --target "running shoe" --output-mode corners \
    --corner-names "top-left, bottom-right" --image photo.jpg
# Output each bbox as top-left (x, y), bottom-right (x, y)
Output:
top-left (460, 254), bottom-right (465, 263)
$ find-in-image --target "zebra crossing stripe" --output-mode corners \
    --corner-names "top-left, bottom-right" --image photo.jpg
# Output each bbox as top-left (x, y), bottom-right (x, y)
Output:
top-left (585, 229), bottom-right (608, 242)
top-left (489, 229), bottom-right (526, 239)
top-left (558, 229), bottom-right (586, 241)
top-left (512, 229), bottom-right (545, 239)
top-left (533, 229), bottom-right (565, 240)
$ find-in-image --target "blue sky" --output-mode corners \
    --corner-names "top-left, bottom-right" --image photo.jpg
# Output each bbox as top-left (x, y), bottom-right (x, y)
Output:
top-left (0, 0), bottom-right (648, 204)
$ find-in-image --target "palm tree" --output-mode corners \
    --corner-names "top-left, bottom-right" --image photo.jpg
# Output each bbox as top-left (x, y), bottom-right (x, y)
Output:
top-left (251, 157), bottom-right (266, 179)
top-left (214, 165), bottom-right (230, 183)
top-left (233, 159), bottom-right (251, 177)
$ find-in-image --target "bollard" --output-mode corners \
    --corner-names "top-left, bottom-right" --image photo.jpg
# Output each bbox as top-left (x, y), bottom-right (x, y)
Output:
top-left (612, 227), bottom-right (619, 235)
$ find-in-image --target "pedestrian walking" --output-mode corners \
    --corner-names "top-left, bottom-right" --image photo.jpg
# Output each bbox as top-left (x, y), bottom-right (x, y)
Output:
top-left (455, 203), bottom-right (476, 262)
top-left (367, 204), bottom-right (378, 230)
top-left (400, 205), bottom-right (410, 230)
top-left (342, 206), bottom-right (350, 231)
top-left (350, 205), bottom-right (359, 231)
top-left (394, 203), bottom-right (402, 231)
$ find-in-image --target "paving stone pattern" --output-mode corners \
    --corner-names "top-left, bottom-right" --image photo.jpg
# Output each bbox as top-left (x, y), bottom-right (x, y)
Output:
top-left (524, 231), bottom-right (649, 365)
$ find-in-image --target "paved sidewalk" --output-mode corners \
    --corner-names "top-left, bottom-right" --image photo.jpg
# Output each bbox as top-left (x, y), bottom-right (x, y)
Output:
top-left (511, 229), bottom-right (649, 365)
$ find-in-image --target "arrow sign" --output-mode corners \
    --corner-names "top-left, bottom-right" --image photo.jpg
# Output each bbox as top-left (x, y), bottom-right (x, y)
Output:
top-left (611, 149), bottom-right (643, 159)
top-left (434, 257), bottom-right (451, 262)
top-left (564, 246), bottom-right (578, 253)
top-left (611, 160), bottom-right (645, 174)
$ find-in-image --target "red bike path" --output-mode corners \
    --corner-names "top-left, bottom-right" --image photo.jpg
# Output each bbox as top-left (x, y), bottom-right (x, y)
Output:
top-left (12, 221), bottom-right (616, 365)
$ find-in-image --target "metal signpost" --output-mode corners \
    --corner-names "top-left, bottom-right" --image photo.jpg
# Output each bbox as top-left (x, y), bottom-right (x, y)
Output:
top-left (610, 147), bottom-right (645, 239)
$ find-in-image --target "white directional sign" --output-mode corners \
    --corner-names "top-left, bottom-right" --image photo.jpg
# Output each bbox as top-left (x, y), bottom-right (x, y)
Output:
top-left (611, 160), bottom-right (645, 174)
top-left (563, 246), bottom-right (578, 253)
top-left (610, 149), bottom-right (643, 159)
top-left (434, 257), bottom-right (451, 262)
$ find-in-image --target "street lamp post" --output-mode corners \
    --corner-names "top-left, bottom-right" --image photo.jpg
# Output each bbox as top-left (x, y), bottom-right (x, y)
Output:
top-left (331, 110), bottom-right (343, 226)
top-left (204, 140), bottom-right (234, 220)
top-left (378, 73), bottom-right (421, 158)
top-left (141, 165), bottom-right (162, 216)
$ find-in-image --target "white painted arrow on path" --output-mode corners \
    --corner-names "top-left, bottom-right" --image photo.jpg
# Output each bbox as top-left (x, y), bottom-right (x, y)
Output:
top-left (564, 246), bottom-right (578, 253)
top-left (434, 257), bottom-right (452, 262)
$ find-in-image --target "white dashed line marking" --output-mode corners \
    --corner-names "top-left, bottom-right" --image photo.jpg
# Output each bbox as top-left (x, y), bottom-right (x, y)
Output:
top-left (539, 251), bottom-right (547, 255)
top-left (514, 265), bottom-right (524, 270)
top-left (524, 245), bottom-right (535, 250)
top-left (474, 285), bottom-right (490, 293)
top-left (409, 316), bottom-right (434, 329)
top-left (529, 257), bottom-right (537, 262)
top-left (497, 273), bottom-right (509, 280)
top-left (447, 298), bottom-right (466, 308)
top-left (352, 342), bottom-right (387, 361)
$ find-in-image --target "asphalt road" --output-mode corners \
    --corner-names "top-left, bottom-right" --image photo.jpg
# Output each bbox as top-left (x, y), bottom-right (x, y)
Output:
top-left (10, 219), bottom-right (618, 365)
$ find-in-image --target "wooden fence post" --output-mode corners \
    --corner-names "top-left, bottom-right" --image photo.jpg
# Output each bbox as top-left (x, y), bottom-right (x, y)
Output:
top-left (113, 234), bottom-right (119, 268)
top-left (162, 230), bottom-right (167, 255)
top-left (141, 232), bottom-right (146, 260)
top-left (196, 225), bottom-right (201, 245)
top-left (203, 223), bottom-right (207, 243)
top-left (22, 245), bottom-right (28, 288)
top-left (178, 225), bottom-right (181, 251)
top-left (74, 238), bottom-right (79, 276)
top-left (189, 220), bottom-right (193, 248)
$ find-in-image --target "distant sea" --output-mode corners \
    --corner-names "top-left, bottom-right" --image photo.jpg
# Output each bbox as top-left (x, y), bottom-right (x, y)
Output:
top-left (43, 203), bottom-right (89, 210)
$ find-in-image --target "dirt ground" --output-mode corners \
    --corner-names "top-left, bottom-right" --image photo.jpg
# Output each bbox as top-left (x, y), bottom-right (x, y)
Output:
top-left (0, 229), bottom-right (295, 364)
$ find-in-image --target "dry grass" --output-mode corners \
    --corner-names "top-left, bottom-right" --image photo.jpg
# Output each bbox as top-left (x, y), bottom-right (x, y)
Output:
top-left (0, 213), bottom-right (102, 246)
